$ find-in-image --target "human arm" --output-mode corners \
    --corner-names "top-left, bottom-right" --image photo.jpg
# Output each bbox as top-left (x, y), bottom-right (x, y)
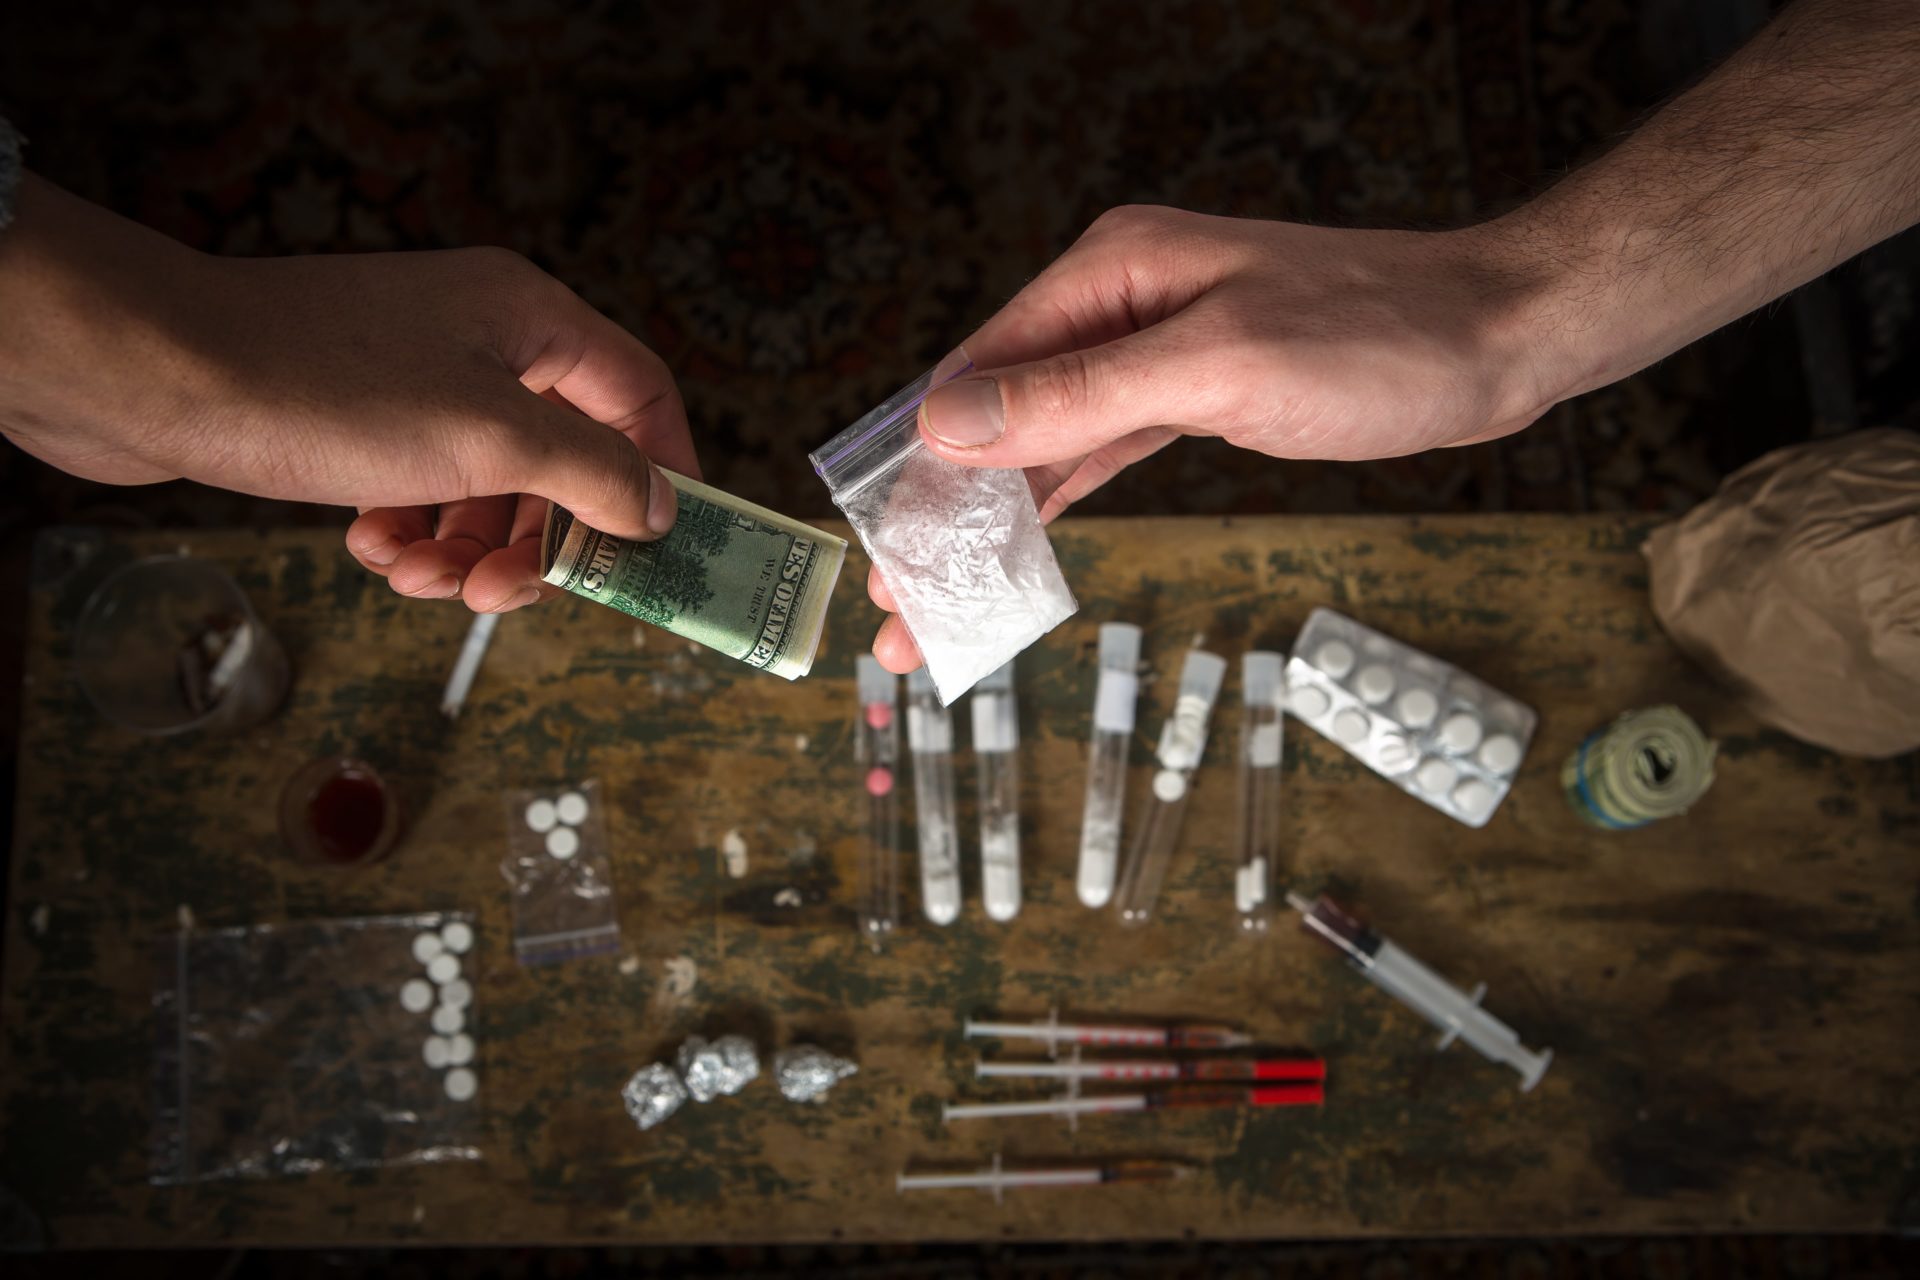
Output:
top-left (0, 172), bottom-right (697, 612)
top-left (868, 0), bottom-right (1920, 670)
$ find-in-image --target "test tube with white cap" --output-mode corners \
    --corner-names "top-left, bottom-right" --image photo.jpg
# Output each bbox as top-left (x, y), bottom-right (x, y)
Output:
top-left (1112, 647), bottom-right (1227, 926)
top-left (855, 657), bottom-right (901, 948)
top-left (1076, 623), bottom-right (1140, 908)
top-left (906, 667), bottom-right (962, 925)
top-left (970, 660), bottom-right (1021, 922)
top-left (1285, 892), bottom-right (1553, 1090)
top-left (1235, 652), bottom-right (1284, 932)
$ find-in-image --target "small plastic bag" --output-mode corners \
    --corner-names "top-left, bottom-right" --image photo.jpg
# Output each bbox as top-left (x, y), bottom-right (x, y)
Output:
top-left (502, 779), bottom-right (621, 966)
top-left (149, 912), bottom-right (483, 1184)
top-left (811, 351), bottom-right (1078, 704)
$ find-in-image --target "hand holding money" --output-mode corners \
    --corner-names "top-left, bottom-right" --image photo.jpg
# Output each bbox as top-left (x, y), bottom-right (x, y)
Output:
top-left (542, 471), bottom-right (847, 680)
top-left (0, 174), bottom-right (696, 616)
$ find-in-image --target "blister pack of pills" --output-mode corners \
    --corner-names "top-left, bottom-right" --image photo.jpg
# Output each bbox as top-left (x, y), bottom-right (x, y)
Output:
top-left (1285, 608), bottom-right (1535, 827)
top-left (502, 779), bottom-right (621, 965)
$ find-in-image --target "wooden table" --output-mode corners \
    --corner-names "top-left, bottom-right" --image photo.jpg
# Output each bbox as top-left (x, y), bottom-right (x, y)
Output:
top-left (4, 517), bottom-right (1915, 1247)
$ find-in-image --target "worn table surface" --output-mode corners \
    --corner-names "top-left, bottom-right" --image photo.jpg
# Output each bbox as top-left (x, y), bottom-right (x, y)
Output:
top-left (4, 517), bottom-right (1916, 1247)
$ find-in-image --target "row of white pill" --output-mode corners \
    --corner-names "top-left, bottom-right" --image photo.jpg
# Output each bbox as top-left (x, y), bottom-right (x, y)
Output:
top-left (399, 920), bottom-right (478, 1102)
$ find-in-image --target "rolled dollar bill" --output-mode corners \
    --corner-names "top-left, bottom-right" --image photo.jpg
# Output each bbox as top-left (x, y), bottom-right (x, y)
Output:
top-left (541, 470), bottom-right (845, 680)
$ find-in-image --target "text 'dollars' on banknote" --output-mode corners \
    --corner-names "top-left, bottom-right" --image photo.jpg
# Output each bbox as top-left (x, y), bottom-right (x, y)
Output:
top-left (541, 470), bottom-right (846, 680)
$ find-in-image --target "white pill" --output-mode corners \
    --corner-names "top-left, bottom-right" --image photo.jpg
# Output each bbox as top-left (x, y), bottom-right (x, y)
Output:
top-left (411, 932), bottom-right (443, 965)
top-left (555, 790), bottom-right (589, 826)
top-left (399, 979), bottom-right (434, 1014)
top-left (1331, 708), bottom-right (1370, 744)
top-left (427, 953), bottom-right (461, 985)
top-left (1314, 641), bottom-right (1355, 679)
top-left (1289, 685), bottom-right (1331, 719)
top-left (431, 1003), bottom-right (465, 1036)
top-left (447, 1033), bottom-right (475, 1067)
top-left (439, 978), bottom-right (472, 1010)
top-left (1152, 768), bottom-right (1187, 803)
top-left (1396, 688), bottom-right (1439, 728)
top-left (444, 1066), bottom-right (477, 1102)
top-left (440, 921), bottom-right (474, 954)
top-left (422, 1036), bottom-right (451, 1069)
top-left (545, 825), bottom-right (580, 860)
top-left (1439, 712), bottom-right (1483, 753)
top-left (1355, 665), bottom-right (1395, 704)
top-left (1479, 733), bottom-right (1523, 774)
top-left (1375, 733), bottom-right (1417, 772)
top-left (1452, 778), bottom-right (1495, 819)
top-left (524, 799), bottom-right (558, 833)
top-left (1414, 757), bottom-right (1458, 795)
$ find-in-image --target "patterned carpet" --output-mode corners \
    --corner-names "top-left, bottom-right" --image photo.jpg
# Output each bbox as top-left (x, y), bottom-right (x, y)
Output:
top-left (4, 0), bottom-right (1911, 538)
top-left (2, 0), bottom-right (1916, 1271)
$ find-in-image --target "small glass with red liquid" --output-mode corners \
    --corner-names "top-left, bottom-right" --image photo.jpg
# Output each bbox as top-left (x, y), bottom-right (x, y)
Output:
top-left (279, 757), bottom-right (403, 867)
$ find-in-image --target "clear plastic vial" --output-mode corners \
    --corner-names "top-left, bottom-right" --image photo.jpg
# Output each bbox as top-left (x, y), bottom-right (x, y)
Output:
top-left (855, 657), bottom-right (901, 949)
top-left (1077, 623), bottom-right (1141, 909)
top-left (906, 668), bottom-right (962, 925)
top-left (1235, 652), bottom-right (1284, 932)
top-left (970, 661), bottom-right (1021, 922)
top-left (1113, 648), bottom-right (1227, 926)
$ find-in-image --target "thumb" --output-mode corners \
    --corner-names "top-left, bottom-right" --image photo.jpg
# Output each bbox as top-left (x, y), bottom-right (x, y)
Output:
top-left (916, 330), bottom-right (1196, 470)
top-left (503, 395), bottom-right (677, 541)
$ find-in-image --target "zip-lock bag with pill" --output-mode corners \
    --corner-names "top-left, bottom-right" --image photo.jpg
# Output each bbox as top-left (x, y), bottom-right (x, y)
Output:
top-left (810, 351), bottom-right (1078, 705)
top-left (502, 779), bottom-right (622, 965)
top-left (1285, 608), bottom-right (1536, 827)
top-left (150, 912), bottom-right (484, 1184)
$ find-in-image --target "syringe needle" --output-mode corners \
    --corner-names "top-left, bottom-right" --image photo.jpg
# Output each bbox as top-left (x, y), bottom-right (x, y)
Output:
top-left (1289, 892), bottom-right (1553, 1091)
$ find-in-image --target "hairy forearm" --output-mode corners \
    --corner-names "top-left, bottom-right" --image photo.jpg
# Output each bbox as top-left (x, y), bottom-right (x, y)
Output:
top-left (1494, 0), bottom-right (1920, 403)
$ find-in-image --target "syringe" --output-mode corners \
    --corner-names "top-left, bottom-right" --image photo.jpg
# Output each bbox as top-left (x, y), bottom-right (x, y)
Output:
top-left (943, 1082), bottom-right (1323, 1123)
top-left (964, 1010), bottom-right (1251, 1051)
top-left (1113, 647), bottom-right (1227, 926)
top-left (1235, 652), bottom-right (1285, 932)
top-left (975, 1056), bottom-right (1325, 1083)
top-left (1285, 892), bottom-right (1553, 1091)
top-left (854, 656), bottom-right (900, 949)
top-left (971, 660), bottom-right (1021, 922)
top-left (897, 1153), bottom-right (1191, 1200)
top-left (1076, 622), bottom-right (1141, 908)
top-left (906, 668), bottom-right (962, 925)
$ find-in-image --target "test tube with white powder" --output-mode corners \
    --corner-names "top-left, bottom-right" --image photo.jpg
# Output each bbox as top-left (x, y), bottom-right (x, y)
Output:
top-left (907, 668), bottom-right (962, 924)
top-left (1077, 623), bottom-right (1140, 908)
top-left (971, 661), bottom-right (1021, 922)
top-left (1235, 652), bottom-right (1284, 932)
top-left (1113, 648), bottom-right (1227, 926)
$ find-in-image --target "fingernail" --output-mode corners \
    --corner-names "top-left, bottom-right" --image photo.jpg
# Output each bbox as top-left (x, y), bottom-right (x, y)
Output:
top-left (921, 378), bottom-right (1004, 446)
top-left (407, 575), bottom-right (460, 599)
top-left (357, 536), bottom-right (402, 567)
top-left (494, 586), bottom-right (541, 612)
top-left (646, 464), bottom-right (677, 536)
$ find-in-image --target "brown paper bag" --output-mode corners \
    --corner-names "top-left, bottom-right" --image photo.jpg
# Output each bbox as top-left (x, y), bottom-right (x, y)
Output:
top-left (1645, 428), bottom-right (1920, 758)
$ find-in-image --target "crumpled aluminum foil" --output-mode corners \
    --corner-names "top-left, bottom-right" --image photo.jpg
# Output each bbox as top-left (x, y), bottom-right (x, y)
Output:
top-left (677, 1034), bottom-right (761, 1103)
top-left (620, 1063), bottom-right (688, 1131)
top-left (773, 1044), bottom-right (858, 1103)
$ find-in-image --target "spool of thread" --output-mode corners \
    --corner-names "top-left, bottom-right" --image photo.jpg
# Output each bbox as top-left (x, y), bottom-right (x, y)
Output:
top-left (1562, 705), bottom-right (1716, 829)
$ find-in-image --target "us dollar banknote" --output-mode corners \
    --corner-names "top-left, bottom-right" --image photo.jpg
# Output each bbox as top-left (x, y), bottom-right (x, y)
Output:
top-left (541, 470), bottom-right (846, 680)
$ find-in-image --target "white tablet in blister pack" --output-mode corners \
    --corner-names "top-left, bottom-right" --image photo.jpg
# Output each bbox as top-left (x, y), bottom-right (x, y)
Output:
top-left (1284, 608), bottom-right (1536, 827)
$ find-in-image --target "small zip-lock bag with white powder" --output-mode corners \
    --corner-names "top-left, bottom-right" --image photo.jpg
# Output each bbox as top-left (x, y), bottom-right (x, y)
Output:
top-left (811, 352), bottom-right (1078, 704)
